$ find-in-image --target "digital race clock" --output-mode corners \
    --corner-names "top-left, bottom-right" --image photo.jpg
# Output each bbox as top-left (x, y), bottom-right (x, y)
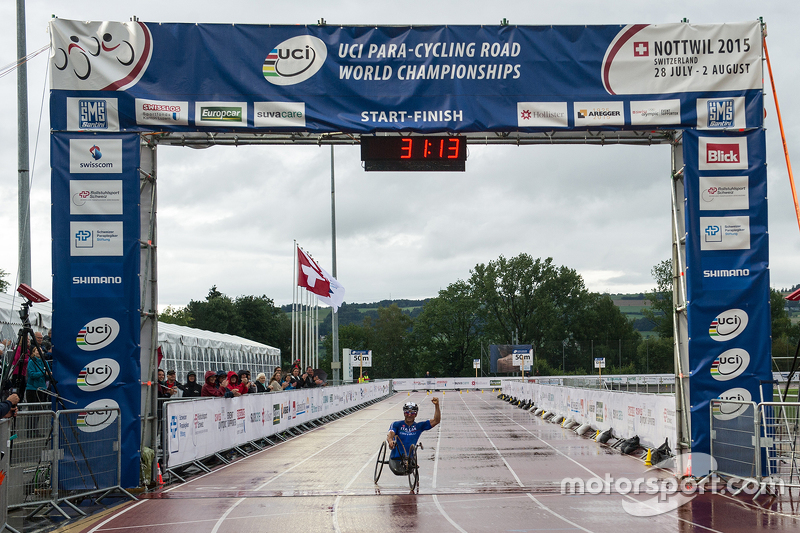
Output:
top-left (360, 136), bottom-right (467, 172)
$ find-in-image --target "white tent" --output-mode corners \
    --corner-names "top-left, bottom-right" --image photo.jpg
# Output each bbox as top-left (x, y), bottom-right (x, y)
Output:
top-left (0, 292), bottom-right (280, 378)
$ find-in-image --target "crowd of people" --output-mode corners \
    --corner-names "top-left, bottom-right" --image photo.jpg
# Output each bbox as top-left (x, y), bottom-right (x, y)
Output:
top-left (157, 361), bottom-right (326, 400)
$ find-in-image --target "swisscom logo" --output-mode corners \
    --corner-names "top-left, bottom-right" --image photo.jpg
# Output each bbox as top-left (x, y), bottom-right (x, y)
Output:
top-left (263, 35), bottom-right (327, 86)
top-left (710, 348), bottom-right (750, 381)
top-left (77, 399), bottom-right (120, 433)
top-left (709, 309), bottom-right (748, 341)
top-left (77, 358), bottom-right (120, 391)
top-left (76, 317), bottom-right (120, 351)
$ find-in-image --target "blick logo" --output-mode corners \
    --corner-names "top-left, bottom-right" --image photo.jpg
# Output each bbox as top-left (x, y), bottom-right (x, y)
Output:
top-left (77, 358), bottom-right (120, 391)
top-left (76, 317), bottom-right (120, 351)
top-left (706, 143), bottom-right (739, 163)
top-left (263, 35), bottom-right (327, 86)
top-left (709, 309), bottom-right (748, 341)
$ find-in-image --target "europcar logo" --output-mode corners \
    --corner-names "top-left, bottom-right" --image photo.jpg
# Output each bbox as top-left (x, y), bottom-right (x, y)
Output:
top-left (76, 317), bottom-right (120, 351)
top-left (77, 399), bottom-right (120, 433)
top-left (263, 35), bottom-right (327, 86)
top-left (710, 348), bottom-right (750, 381)
top-left (709, 309), bottom-right (748, 341)
top-left (77, 358), bottom-right (120, 391)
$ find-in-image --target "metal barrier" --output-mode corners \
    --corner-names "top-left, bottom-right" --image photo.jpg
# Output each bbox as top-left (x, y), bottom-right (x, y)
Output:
top-left (709, 399), bottom-right (760, 480)
top-left (759, 402), bottom-right (800, 487)
top-left (7, 410), bottom-right (55, 510)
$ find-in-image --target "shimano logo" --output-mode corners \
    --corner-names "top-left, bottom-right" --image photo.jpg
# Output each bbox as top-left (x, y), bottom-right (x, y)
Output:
top-left (703, 269), bottom-right (750, 278)
top-left (72, 276), bottom-right (122, 284)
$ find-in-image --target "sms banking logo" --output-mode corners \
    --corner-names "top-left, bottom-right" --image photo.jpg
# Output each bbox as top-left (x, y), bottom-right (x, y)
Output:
top-left (76, 317), bottom-right (120, 351)
top-left (263, 35), bottom-right (328, 86)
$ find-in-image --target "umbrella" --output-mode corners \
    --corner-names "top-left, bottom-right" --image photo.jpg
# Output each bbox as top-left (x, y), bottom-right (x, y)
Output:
top-left (313, 369), bottom-right (328, 384)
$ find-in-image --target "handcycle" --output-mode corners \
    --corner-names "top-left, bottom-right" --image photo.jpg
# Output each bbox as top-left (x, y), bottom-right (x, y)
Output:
top-left (374, 437), bottom-right (422, 489)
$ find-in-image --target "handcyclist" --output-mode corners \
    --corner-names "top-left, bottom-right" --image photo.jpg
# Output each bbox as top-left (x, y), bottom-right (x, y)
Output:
top-left (387, 397), bottom-right (440, 475)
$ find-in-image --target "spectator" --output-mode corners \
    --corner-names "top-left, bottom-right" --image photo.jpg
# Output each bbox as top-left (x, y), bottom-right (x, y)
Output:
top-left (226, 371), bottom-right (243, 394)
top-left (268, 369), bottom-right (283, 392)
top-left (25, 346), bottom-right (50, 403)
top-left (157, 369), bottom-right (172, 399)
top-left (301, 366), bottom-right (318, 389)
top-left (288, 366), bottom-right (303, 389)
top-left (255, 373), bottom-right (268, 393)
top-left (182, 371), bottom-right (203, 398)
top-left (0, 394), bottom-right (19, 419)
top-left (238, 370), bottom-right (256, 394)
top-left (201, 370), bottom-right (235, 398)
top-left (164, 370), bottom-right (181, 397)
top-left (282, 373), bottom-right (295, 390)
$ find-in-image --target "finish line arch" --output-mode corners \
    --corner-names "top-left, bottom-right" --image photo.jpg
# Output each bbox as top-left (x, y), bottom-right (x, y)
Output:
top-left (48, 19), bottom-right (768, 486)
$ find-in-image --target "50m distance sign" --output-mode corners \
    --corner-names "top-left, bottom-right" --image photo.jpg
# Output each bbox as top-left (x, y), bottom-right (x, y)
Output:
top-left (350, 350), bottom-right (372, 367)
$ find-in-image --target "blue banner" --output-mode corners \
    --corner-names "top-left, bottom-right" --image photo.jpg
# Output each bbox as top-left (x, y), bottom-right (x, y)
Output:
top-left (683, 128), bottom-right (771, 467)
top-left (51, 132), bottom-right (141, 488)
top-left (49, 21), bottom-right (763, 133)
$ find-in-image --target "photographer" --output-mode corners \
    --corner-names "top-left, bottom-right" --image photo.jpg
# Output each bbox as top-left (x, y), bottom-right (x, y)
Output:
top-left (0, 394), bottom-right (19, 419)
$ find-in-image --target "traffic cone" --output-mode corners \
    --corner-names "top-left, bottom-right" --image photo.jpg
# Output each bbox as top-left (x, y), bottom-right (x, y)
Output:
top-left (156, 462), bottom-right (164, 485)
top-left (684, 454), bottom-right (692, 477)
top-left (645, 448), bottom-right (652, 467)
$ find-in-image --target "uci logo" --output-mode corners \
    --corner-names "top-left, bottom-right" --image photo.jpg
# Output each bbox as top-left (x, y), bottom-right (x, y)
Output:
top-left (76, 317), bottom-right (120, 351)
top-left (77, 358), bottom-right (120, 391)
top-left (712, 388), bottom-right (752, 421)
top-left (77, 399), bottom-right (120, 433)
top-left (708, 309), bottom-right (748, 341)
top-left (710, 348), bottom-right (749, 381)
top-left (262, 35), bottom-right (327, 86)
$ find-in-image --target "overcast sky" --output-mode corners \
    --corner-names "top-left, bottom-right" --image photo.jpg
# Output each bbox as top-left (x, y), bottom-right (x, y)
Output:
top-left (1, 1), bottom-right (799, 309)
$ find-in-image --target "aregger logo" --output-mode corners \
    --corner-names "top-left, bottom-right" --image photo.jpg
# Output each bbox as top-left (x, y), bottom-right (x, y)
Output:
top-left (76, 317), bottom-right (120, 351)
top-left (77, 399), bottom-right (120, 433)
top-left (69, 139), bottom-right (123, 174)
top-left (574, 101), bottom-right (624, 126)
top-left (194, 102), bottom-right (247, 127)
top-left (135, 98), bottom-right (189, 126)
top-left (254, 102), bottom-right (306, 127)
top-left (70, 179), bottom-right (123, 215)
top-left (629, 99), bottom-right (680, 125)
top-left (699, 176), bottom-right (749, 211)
top-left (516, 102), bottom-right (568, 128)
top-left (77, 358), bottom-right (120, 391)
top-left (67, 97), bottom-right (120, 131)
top-left (698, 137), bottom-right (748, 170)
top-left (697, 97), bottom-right (746, 130)
top-left (710, 348), bottom-right (750, 381)
top-left (263, 35), bottom-right (328, 86)
top-left (709, 308), bottom-right (749, 341)
top-left (713, 387), bottom-right (752, 421)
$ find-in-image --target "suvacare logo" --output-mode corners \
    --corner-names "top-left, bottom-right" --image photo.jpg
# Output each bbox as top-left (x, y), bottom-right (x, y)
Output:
top-left (69, 139), bottom-right (122, 174)
top-left (710, 348), bottom-right (750, 381)
top-left (698, 137), bottom-right (748, 170)
top-left (77, 358), bottom-right (120, 391)
top-left (77, 399), bottom-right (120, 433)
top-left (263, 35), bottom-right (328, 86)
top-left (254, 102), bottom-right (306, 128)
top-left (709, 308), bottom-right (748, 341)
top-left (76, 317), bottom-right (120, 351)
top-left (713, 388), bottom-right (752, 421)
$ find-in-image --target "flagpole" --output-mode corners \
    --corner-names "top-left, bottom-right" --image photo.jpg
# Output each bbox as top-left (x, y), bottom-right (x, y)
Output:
top-left (330, 145), bottom-right (340, 384)
top-left (292, 240), bottom-right (297, 370)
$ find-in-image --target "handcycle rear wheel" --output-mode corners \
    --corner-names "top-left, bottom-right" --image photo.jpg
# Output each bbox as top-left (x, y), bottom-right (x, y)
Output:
top-left (374, 440), bottom-right (387, 483)
top-left (407, 445), bottom-right (419, 489)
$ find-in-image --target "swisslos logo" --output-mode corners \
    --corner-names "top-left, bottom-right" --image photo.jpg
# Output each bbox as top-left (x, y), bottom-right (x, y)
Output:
top-left (710, 348), bottom-right (750, 381)
top-left (709, 309), bottom-right (748, 341)
top-left (76, 317), bottom-right (120, 351)
top-left (77, 358), bottom-right (120, 391)
top-left (77, 399), bottom-right (120, 433)
top-left (263, 35), bottom-right (327, 86)
top-left (699, 137), bottom-right (748, 170)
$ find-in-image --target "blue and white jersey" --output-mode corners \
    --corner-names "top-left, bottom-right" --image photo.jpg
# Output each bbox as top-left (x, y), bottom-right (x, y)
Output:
top-left (389, 419), bottom-right (432, 459)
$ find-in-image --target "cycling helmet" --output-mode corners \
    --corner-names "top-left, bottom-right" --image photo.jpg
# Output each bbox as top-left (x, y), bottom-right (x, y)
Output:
top-left (403, 402), bottom-right (419, 414)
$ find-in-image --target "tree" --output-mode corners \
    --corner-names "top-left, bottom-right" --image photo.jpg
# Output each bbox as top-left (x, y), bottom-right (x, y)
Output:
top-left (0, 269), bottom-right (8, 293)
top-left (186, 286), bottom-right (238, 334)
top-left (643, 259), bottom-right (673, 338)
top-left (413, 280), bottom-right (482, 377)
top-left (365, 304), bottom-right (415, 378)
top-left (159, 305), bottom-right (193, 326)
top-left (234, 295), bottom-right (292, 356)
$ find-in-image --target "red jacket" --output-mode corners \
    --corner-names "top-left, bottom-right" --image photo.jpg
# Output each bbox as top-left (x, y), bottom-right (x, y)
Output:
top-left (201, 371), bottom-right (226, 397)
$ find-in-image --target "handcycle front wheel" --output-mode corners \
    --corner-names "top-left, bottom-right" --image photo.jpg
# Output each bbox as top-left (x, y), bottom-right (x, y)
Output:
top-left (374, 440), bottom-right (387, 483)
top-left (407, 444), bottom-right (419, 490)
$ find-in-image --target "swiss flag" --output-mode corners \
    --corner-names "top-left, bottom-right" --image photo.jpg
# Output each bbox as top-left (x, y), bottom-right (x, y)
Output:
top-left (297, 247), bottom-right (331, 298)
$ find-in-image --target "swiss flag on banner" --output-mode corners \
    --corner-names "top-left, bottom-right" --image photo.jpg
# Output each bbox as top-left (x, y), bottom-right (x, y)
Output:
top-left (297, 247), bottom-right (331, 298)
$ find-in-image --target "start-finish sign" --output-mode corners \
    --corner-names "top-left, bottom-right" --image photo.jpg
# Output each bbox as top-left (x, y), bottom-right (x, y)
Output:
top-left (48, 18), bottom-right (769, 483)
top-left (49, 20), bottom-right (763, 133)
